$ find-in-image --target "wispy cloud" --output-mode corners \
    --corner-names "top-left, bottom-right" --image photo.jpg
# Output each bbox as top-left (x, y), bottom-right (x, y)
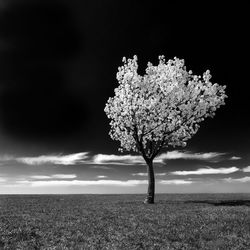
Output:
top-left (52, 174), bottom-right (77, 179)
top-left (223, 177), bottom-right (250, 183)
top-left (0, 155), bottom-right (15, 161)
top-left (30, 175), bottom-right (52, 179)
top-left (96, 175), bottom-right (107, 178)
top-left (16, 179), bottom-right (148, 187)
top-left (171, 167), bottom-right (239, 175)
top-left (156, 173), bottom-right (167, 176)
top-left (90, 166), bottom-right (113, 170)
top-left (91, 151), bottom-right (225, 166)
top-left (159, 179), bottom-right (193, 185)
top-left (242, 166), bottom-right (250, 172)
top-left (132, 172), bottom-right (167, 176)
top-left (230, 156), bottom-right (241, 160)
top-left (17, 152), bottom-right (89, 166)
top-left (11, 174), bottom-right (79, 182)
top-left (93, 154), bottom-right (144, 165)
top-left (0, 150), bottom-right (226, 167)
top-left (0, 177), bottom-right (6, 182)
top-left (30, 174), bottom-right (77, 179)
top-left (156, 151), bottom-right (225, 163)
top-left (132, 173), bottom-right (147, 176)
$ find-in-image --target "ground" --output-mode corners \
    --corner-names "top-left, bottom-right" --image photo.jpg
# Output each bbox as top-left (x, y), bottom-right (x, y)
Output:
top-left (0, 193), bottom-right (250, 249)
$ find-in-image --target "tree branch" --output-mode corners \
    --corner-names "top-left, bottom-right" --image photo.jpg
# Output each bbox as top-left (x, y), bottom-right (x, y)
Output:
top-left (150, 127), bottom-right (168, 160)
top-left (133, 125), bottom-right (148, 162)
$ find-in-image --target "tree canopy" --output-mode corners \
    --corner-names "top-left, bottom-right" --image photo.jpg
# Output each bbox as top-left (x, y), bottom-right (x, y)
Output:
top-left (104, 55), bottom-right (227, 161)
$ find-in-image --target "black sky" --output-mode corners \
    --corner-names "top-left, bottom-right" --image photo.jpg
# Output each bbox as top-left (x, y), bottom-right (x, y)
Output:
top-left (0, 0), bottom-right (249, 157)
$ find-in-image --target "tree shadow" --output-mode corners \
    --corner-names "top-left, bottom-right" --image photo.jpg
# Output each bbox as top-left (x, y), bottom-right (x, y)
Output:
top-left (187, 200), bottom-right (250, 207)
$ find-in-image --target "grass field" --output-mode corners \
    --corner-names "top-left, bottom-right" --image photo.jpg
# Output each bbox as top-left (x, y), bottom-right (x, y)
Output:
top-left (0, 193), bottom-right (250, 249)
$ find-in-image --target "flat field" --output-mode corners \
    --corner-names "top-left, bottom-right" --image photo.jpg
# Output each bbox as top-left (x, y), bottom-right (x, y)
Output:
top-left (0, 193), bottom-right (250, 249)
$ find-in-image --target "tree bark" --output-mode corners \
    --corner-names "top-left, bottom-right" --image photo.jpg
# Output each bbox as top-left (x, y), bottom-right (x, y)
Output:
top-left (144, 159), bottom-right (155, 204)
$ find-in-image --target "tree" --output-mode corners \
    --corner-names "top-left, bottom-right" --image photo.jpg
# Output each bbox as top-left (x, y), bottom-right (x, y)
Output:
top-left (104, 55), bottom-right (227, 204)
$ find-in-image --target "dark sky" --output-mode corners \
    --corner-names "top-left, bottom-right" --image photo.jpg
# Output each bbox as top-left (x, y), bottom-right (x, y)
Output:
top-left (0, 0), bottom-right (249, 193)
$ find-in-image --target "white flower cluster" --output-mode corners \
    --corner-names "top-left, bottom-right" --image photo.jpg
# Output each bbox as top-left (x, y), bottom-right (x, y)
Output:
top-left (104, 55), bottom-right (227, 159)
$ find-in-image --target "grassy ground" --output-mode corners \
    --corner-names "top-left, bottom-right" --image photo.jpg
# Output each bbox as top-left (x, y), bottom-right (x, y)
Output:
top-left (0, 193), bottom-right (250, 249)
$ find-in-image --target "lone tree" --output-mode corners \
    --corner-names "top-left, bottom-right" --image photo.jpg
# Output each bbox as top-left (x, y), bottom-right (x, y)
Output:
top-left (104, 55), bottom-right (227, 204)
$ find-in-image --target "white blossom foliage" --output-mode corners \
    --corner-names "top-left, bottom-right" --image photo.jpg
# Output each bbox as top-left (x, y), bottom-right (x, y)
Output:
top-left (104, 55), bottom-right (227, 160)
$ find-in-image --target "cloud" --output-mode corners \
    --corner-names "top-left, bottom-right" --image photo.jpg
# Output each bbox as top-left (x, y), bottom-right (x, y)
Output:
top-left (230, 156), bottom-right (241, 160)
top-left (0, 177), bottom-right (6, 182)
top-left (91, 151), bottom-right (225, 166)
top-left (52, 174), bottom-right (77, 179)
top-left (159, 179), bottom-right (193, 185)
top-left (132, 172), bottom-right (167, 176)
top-left (96, 175), bottom-right (107, 178)
top-left (223, 177), bottom-right (250, 183)
top-left (132, 173), bottom-right (147, 176)
top-left (16, 179), bottom-right (148, 187)
top-left (30, 175), bottom-right (52, 179)
top-left (17, 152), bottom-right (89, 165)
top-left (93, 154), bottom-right (145, 165)
top-left (242, 166), bottom-right (250, 172)
top-left (30, 174), bottom-right (77, 179)
top-left (171, 167), bottom-right (239, 175)
top-left (156, 151), bottom-right (225, 163)
top-left (0, 150), bottom-right (226, 167)
top-left (0, 155), bottom-right (15, 161)
top-left (156, 173), bottom-right (167, 176)
top-left (90, 166), bottom-right (113, 170)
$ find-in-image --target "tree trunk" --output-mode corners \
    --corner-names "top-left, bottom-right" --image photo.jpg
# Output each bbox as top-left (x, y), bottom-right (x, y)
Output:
top-left (144, 160), bottom-right (155, 204)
